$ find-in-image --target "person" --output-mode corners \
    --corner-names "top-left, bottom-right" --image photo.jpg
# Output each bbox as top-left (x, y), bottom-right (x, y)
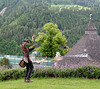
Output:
top-left (22, 35), bottom-right (37, 82)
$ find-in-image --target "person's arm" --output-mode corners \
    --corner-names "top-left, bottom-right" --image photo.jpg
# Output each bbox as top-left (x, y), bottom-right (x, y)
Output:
top-left (24, 40), bottom-right (34, 48)
top-left (24, 35), bottom-right (35, 48)
top-left (29, 44), bottom-right (37, 52)
top-left (29, 35), bottom-right (37, 52)
top-left (32, 35), bottom-right (35, 40)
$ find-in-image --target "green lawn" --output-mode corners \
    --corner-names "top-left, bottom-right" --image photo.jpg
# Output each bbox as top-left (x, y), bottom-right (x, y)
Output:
top-left (51, 4), bottom-right (89, 8)
top-left (0, 78), bottom-right (100, 89)
top-left (51, 4), bottom-right (90, 11)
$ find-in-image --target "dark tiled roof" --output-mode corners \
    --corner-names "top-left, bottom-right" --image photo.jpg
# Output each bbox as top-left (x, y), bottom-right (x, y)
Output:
top-left (59, 56), bottom-right (100, 66)
top-left (59, 19), bottom-right (100, 65)
top-left (59, 57), bottom-right (91, 65)
top-left (65, 34), bottom-right (100, 61)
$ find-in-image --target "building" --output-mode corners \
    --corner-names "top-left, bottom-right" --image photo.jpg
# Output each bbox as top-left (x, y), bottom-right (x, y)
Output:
top-left (59, 16), bottom-right (100, 65)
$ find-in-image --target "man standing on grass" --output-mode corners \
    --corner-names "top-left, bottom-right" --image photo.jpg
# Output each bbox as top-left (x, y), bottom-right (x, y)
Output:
top-left (22, 35), bottom-right (37, 82)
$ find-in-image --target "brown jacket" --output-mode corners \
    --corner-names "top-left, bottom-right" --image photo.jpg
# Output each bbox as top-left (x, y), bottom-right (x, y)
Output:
top-left (22, 41), bottom-right (36, 63)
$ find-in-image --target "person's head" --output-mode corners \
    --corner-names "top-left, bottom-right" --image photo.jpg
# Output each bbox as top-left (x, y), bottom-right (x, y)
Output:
top-left (24, 39), bottom-right (31, 43)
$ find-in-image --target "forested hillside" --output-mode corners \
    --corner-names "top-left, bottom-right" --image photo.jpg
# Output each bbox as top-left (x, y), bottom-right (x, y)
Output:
top-left (0, 0), bottom-right (100, 56)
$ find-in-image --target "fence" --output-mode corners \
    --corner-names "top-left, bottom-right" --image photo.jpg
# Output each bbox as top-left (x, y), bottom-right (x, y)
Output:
top-left (0, 54), bottom-right (54, 66)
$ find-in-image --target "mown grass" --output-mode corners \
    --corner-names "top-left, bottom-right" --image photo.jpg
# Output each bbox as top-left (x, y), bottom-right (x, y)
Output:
top-left (51, 4), bottom-right (90, 10)
top-left (51, 4), bottom-right (82, 7)
top-left (0, 78), bottom-right (100, 89)
top-left (51, 4), bottom-right (87, 8)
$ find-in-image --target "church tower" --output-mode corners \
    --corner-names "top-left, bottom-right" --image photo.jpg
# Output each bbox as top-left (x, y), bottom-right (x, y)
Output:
top-left (59, 14), bottom-right (100, 65)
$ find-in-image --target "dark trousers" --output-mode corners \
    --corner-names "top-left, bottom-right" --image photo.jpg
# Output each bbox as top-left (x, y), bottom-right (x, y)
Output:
top-left (25, 61), bottom-right (33, 80)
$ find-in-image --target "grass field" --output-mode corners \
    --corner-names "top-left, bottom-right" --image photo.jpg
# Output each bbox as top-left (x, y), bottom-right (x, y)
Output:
top-left (51, 4), bottom-right (90, 10)
top-left (51, 4), bottom-right (86, 8)
top-left (51, 4), bottom-right (83, 7)
top-left (0, 78), bottom-right (100, 89)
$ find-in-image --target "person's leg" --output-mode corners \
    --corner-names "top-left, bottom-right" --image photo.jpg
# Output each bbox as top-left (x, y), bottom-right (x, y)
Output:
top-left (27, 61), bottom-right (33, 80)
top-left (25, 62), bottom-right (29, 81)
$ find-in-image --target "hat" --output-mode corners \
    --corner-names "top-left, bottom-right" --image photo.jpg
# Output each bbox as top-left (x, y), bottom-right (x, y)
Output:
top-left (24, 39), bottom-right (31, 43)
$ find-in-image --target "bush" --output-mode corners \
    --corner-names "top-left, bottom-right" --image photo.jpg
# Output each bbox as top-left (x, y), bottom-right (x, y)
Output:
top-left (0, 68), bottom-right (26, 81)
top-left (0, 65), bottom-right (100, 81)
top-left (0, 57), bottom-right (9, 67)
top-left (33, 65), bottom-right (100, 79)
top-left (0, 65), bottom-right (8, 72)
top-left (0, 61), bottom-right (2, 65)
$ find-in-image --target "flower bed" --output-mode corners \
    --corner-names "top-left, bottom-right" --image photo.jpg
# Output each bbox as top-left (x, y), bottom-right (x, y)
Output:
top-left (33, 65), bottom-right (100, 79)
top-left (0, 64), bottom-right (100, 81)
top-left (0, 65), bottom-right (9, 72)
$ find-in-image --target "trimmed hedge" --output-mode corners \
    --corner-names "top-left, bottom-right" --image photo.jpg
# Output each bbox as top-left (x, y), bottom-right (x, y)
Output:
top-left (0, 68), bottom-right (26, 81)
top-left (0, 66), bottom-right (100, 81)
top-left (33, 65), bottom-right (100, 79)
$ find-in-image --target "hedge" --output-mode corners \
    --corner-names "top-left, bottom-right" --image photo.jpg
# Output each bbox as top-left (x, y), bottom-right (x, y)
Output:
top-left (33, 65), bottom-right (100, 79)
top-left (0, 65), bottom-right (100, 81)
top-left (0, 68), bottom-right (26, 81)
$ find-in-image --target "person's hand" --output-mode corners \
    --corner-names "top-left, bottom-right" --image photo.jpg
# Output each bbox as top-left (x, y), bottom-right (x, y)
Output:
top-left (32, 35), bottom-right (35, 40)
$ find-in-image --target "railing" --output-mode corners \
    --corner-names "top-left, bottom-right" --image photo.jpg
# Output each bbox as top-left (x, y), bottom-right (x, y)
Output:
top-left (0, 55), bottom-right (54, 66)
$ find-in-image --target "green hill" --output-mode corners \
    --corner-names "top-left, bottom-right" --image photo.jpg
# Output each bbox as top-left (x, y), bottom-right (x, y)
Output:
top-left (0, 0), bottom-right (100, 55)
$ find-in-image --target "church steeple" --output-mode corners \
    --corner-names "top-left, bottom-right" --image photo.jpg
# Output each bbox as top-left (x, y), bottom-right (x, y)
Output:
top-left (59, 14), bottom-right (100, 66)
top-left (85, 14), bottom-right (97, 31)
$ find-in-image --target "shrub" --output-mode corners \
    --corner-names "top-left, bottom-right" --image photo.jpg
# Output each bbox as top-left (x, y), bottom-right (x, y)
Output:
top-left (0, 65), bottom-right (100, 81)
top-left (0, 57), bottom-right (9, 67)
top-left (0, 68), bottom-right (26, 81)
top-left (0, 65), bottom-right (8, 72)
top-left (33, 65), bottom-right (100, 79)
top-left (0, 61), bottom-right (2, 65)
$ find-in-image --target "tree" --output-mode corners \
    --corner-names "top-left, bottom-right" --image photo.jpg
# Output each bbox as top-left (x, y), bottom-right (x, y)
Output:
top-left (0, 57), bottom-right (9, 67)
top-left (36, 22), bottom-right (68, 58)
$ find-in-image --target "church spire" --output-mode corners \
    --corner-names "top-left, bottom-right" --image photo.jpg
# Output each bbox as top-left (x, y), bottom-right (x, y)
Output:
top-left (90, 14), bottom-right (92, 19)
top-left (85, 14), bottom-right (97, 31)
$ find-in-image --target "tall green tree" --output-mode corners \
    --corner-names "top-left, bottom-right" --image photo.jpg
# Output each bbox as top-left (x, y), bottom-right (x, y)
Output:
top-left (36, 22), bottom-right (68, 57)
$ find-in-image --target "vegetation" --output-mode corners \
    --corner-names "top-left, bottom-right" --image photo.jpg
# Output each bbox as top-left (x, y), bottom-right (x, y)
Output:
top-left (0, 0), bottom-right (100, 55)
top-left (36, 23), bottom-right (68, 57)
top-left (0, 68), bottom-right (25, 81)
top-left (0, 78), bottom-right (100, 89)
top-left (0, 65), bottom-right (100, 81)
top-left (0, 57), bottom-right (9, 67)
top-left (51, 4), bottom-right (90, 10)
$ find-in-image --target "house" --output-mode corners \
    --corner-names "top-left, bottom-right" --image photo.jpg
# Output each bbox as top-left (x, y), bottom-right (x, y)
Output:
top-left (59, 15), bottom-right (100, 65)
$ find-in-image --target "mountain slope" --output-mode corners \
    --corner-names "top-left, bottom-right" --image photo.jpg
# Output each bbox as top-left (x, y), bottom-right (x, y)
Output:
top-left (0, 0), bottom-right (100, 55)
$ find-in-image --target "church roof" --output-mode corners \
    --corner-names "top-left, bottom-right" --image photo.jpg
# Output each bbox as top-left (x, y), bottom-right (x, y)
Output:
top-left (65, 34), bottom-right (100, 61)
top-left (59, 57), bottom-right (91, 65)
top-left (59, 17), bottom-right (100, 65)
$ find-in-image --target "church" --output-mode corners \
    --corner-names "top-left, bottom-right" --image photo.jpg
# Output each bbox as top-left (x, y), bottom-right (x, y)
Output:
top-left (59, 15), bottom-right (100, 65)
